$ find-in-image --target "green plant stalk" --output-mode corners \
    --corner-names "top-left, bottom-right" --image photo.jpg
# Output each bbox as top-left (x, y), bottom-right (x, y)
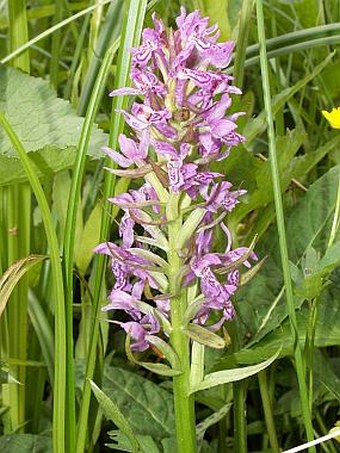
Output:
top-left (63, 35), bottom-right (118, 453)
top-left (258, 369), bottom-right (280, 453)
top-left (49, 0), bottom-right (63, 88)
top-left (75, 1), bottom-right (148, 451)
top-left (304, 297), bottom-right (319, 413)
top-left (229, 317), bottom-right (247, 453)
top-left (64, 13), bottom-right (90, 100)
top-left (2, 0), bottom-right (30, 433)
top-left (233, 0), bottom-right (255, 88)
top-left (168, 197), bottom-right (197, 453)
top-left (233, 379), bottom-right (247, 453)
top-left (256, 1), bottom-right (315, 451)
top-left (0, 114), bottom-right (67, 453)
top-left (77, 0), bottom-right (123, 115)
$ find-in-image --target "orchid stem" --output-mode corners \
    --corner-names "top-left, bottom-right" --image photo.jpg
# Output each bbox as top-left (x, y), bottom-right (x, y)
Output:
top-left (168, 195), bottom-right (197, 453)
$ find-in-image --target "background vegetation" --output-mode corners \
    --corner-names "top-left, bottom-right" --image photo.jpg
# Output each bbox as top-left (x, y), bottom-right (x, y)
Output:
top-left (0, 0), bottom-right (339, 452)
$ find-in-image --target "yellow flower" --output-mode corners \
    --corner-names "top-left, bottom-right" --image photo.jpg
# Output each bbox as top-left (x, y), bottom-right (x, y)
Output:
top-left (322, 107), bottom-right (340, 129)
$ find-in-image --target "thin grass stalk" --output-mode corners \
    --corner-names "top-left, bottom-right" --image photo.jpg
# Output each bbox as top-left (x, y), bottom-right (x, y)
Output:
top-left (256, 1), bottom-right (315, 451)
top-left (62, 34), bottom-right (119, 453)
top-left (2, 0), bottom-right (30, 433)
top-left (77, 0), bottom-right (123, 116)
top-left (88, 0), bottom-right (105, 62)
top-left (258, 369), bottom-right (280, 452)
top-left (75, 2), bottom-right (148, 452)
top-left (233, 0), bottom-right (255, 88)
top-left (49, 0), bottom-right (63, 88)
top-left (64, 13), bottom-right (91, 100)
top-left (0, 114), bottom-right (67, 453)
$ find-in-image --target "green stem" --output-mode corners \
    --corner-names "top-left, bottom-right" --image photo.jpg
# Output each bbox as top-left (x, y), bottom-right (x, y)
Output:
top-left (168, 196), bottom-right (197, 453)
top-left (0, 114), bottom-right (67, 453)
top-left (256, 1), bottom-right (315, 451)
top-left (3, 0), bottom-right (30, 434)
top-left (49, 0), bottom-right (63, 88)
top-left (230, 318), bottom-right (247, 453)
top-left (233, 380), bottom-right (247, 453)
top-left (258, 370), bottom-right (280, 453)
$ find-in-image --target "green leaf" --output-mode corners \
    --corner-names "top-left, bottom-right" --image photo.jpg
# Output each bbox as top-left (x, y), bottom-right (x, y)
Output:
top-left (106, 431), bottom-right (159, 453)
top-left (237, 165), bottom-right (340, 342)
top-left (183, 324), bottom-right (226, 349)
top-left (0, 64), bottom-right (106, 186)
top-left (0, 255), bottom-right (47, 319)
top-left (190, 350), bottom-right (280, 393)
top-left (103, 367), bottom-right (175, 444)
top-left (0, 433), bottom-right (52, 453)
top-left (75, 202), bottom-right (102, 274)
top-left (90, 380), bottom-right (142, 453)
top-left (125, 334), bottom-right (181, 377)
top-left (175, 208), bottom-right (205, 251)
top-left (202, 0), bottom-right (231, 40)
top-left (196, 403), bottom-right (232, 442)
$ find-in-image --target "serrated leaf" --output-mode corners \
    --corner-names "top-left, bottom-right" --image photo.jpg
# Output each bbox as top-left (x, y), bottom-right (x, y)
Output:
top-left (107, 431), bottom-right (159, 453)
top-left (0, 433), bottom-right (52, 452)
top-left (0, 64), bottom-right (106, 186)
top-left (90, 380), bottom-right (142, 453)
top-left (190, 350), bottom-right (280, 393)
top-left (103, 367), bottom-right (175, 444)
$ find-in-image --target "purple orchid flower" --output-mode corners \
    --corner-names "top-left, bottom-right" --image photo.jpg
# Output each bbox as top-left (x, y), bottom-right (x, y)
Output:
top-left (97, 7), bottom-right (257, 355)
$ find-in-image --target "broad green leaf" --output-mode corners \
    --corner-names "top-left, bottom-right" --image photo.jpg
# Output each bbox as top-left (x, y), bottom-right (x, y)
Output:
top-left (214, 279), bottom-right (340, 370)
top-left (103, 367), bottom-right (175, 445)
top-left (236, 165), bottom-right (340, 342)
top-left (190, 350), bottom-right (280, 393)
top-left (0, 433), bottom-right (52, 453)
top-left (227, 128), bottom-right (306, 223)
top-left (90, 380), bottom-right (142, 453)
top-left (0, 64), bottom-right (106, 186)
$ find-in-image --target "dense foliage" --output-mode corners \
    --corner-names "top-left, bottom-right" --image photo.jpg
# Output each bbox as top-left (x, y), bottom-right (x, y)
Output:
top-left (0, 1), bottom-right (339, 452)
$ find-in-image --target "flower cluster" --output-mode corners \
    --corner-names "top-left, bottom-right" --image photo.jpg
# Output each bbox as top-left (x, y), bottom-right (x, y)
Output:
top-left (95, 8), bottom-right (257, 353)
